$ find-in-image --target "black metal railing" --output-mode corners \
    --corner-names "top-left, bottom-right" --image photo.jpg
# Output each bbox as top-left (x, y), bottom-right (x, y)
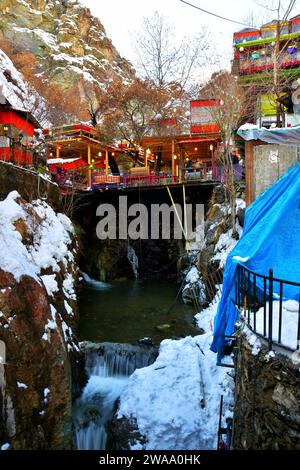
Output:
top-left (235, 265), bottom-right (300, 351)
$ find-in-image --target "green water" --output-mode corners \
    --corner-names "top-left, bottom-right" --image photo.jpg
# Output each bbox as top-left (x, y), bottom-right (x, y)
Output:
top-left (78, 279), bottom-right (200, 345)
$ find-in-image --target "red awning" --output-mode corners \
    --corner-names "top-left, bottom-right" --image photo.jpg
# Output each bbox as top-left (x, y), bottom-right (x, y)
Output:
top-left (48, 158), bottom-right (107, 171)
top-left (177, 138), bottom-right (218, 144)
top-left (94, 160), bottom-right (106, 168)
top-left (48, 158), bottom-right (88, 171)
top-left (0, 111), bottom-right (35, 136)
top-left (61, 158), bottom-right (87, 170)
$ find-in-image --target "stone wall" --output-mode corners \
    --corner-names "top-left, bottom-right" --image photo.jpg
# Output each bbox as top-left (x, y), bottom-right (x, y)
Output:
top-left (0, 162), bottom-right (60, 210)
top-left (233, 328), bottom-right (300, 450)
top-left (253, 144), bottom-right (300, 200)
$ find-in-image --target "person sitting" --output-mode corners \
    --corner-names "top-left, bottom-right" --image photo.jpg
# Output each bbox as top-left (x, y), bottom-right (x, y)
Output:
top-left (193, 158), bottom-right (202, 170)
top-left (231, 150), bottom-right (240, 165)
top-left (185, 158), bottom-right (192, 172)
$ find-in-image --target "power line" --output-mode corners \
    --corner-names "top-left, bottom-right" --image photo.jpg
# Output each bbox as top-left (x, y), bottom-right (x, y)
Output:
top-left (282, 0), bottom-right (296, 22)
top-left (179, 0), bottom-right (253, 28)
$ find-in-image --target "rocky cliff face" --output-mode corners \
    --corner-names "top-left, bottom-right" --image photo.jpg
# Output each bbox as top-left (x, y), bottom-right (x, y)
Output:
top-left (0, 190), bottom-right (81, 449)
top-left (182, 184), bottom-right (246, 308)
top-left (0, 0), bottom-right (133, 89)
top-left (233, 327), bottom-right (300, 450)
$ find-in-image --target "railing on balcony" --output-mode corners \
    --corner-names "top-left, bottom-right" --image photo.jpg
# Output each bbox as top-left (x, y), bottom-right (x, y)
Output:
top-left (90, 164), bottom-right (244, 190)
top-left (239, 50), bottom-right (300, 73)
top-left (235, 264), bottom-right (300, 351)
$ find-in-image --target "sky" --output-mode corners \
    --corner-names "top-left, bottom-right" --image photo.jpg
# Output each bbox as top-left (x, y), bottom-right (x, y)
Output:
top-left (80, 0), bottom-right (298, 69)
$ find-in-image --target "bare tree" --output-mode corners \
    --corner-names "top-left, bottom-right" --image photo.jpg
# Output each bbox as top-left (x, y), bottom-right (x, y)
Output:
top-left (133, 11), bottom-right (211, 94)
top-left (98, 78), bottom-right (166, 149)
top-left (200, 72), bottom-right (253, 234)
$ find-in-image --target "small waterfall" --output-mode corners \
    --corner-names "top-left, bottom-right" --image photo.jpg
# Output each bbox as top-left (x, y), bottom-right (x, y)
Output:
top-left (81, 272), bottom-right (112, 290)
top-left (127, 245), bottom-right (139, 279)
top-left (73, 342), bottom-right (157, 450)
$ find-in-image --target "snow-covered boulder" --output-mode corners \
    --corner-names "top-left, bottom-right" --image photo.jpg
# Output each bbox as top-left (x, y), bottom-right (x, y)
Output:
top-left (0, 191), bottom-right (80, 450)
top-left (182, 266), bottom-right (207, 306)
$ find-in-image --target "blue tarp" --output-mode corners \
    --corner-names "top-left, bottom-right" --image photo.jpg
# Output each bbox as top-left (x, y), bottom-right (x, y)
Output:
top-left (211, 163), bottom-right (300, 361)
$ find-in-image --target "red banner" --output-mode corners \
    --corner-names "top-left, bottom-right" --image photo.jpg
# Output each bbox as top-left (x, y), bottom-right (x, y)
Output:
top-left (190, 100), bottom-right (221, 134)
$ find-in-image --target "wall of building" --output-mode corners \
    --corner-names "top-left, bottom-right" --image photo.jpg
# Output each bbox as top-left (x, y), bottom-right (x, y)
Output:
top-left (253, 144), bottom-right (300, 200)
top-left (233, 328), bottom-right (300, 450)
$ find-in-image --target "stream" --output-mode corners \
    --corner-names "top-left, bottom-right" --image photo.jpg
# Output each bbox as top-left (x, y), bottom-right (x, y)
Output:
top-left (78, 275), bottom-right (198, 344)
top-left (73, 275), bottom-right (200, 450)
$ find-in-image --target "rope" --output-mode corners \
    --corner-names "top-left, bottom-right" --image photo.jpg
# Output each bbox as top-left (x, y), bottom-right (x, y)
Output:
top-left (37, 173), bottom-right (48, 201)
top-left (166, 186), bottom-right (189, 249)
top-left (167, 275), bottom-right (188, 314)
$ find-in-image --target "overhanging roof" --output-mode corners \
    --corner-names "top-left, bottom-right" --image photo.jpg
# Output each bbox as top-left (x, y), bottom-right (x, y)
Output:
top-left (237, 124), bottom-right (300, 145)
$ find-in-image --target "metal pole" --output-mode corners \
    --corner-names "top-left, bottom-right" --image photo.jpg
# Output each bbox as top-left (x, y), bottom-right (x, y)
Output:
top-left (217, 394), bottom-right (224, 450)
top-left (268, 269), bottom-right (274, 351)
top-left (166, 186), bottom-right (187, 245)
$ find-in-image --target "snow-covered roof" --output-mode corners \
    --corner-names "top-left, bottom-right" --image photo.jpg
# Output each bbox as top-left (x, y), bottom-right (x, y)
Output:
top-left (0, 49), bottom-right (45, 126)
top-left (237, 124), bottom-right (300, 145)
top-left (234, 28), bottom-right (259, 34)
top-left (47, 158), bottom-right (80, 165)
top-left (0, 50), bottom-right (30, 111)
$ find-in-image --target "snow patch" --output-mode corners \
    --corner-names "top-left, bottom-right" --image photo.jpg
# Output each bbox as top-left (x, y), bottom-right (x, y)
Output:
top-left (41, 275), bottom-right (58, 297)
top-left (118, 294), bottom-right (234, 450)
top-left (17, 382), bottom-right (28, 389)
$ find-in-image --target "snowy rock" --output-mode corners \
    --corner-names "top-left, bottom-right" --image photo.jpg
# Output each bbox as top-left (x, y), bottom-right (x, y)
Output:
top-left (0, 443), bottom-right (10, 451)
top-left (0, 191), bottom-right (80, 449)
top-left (117, 295), bottom-right (234, 450)
top-left (0, 0), bottom-right (134, 109)
top-left (182, 266), bottom-right (207, 307)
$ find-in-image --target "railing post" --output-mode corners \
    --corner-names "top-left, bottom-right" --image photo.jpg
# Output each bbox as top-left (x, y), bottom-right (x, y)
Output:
top-left (268, 269), bottom-right (274, 351)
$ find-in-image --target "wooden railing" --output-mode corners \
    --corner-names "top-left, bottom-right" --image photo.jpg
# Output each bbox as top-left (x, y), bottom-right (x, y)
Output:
top-left (90, 164), bottom-right (244, 190)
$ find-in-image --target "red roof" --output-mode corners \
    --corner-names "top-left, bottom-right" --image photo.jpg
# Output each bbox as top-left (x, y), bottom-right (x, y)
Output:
top-left (178, 138), bottom-right (218, 144)
top-left (0, 110), bottom-right (36, 136)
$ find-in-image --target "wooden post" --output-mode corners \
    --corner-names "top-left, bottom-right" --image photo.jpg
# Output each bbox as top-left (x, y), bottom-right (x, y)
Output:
top-left (171, 139), bottom-right (175, 178)
top-left (182, 184), bottom-right (190, 252)
top-left (245, 141), bottom-right (255, 206)
top-left (105, 150), bottom-right (109, 177)
top-left (56, 146), bottom-right (60, 159)
top-left (87, 143), bottom-right (91, 188)
top-left (179, 144), bottom-right (184, 182)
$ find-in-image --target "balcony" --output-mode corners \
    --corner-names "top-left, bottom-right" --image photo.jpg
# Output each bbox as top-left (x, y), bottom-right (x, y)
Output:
top-left (239, 50), bottom-right (300, 73)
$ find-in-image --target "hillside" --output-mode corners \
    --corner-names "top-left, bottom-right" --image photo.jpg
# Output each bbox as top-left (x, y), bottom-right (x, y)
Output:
top-left (0, 0), bottom-right (134, 123)
top-left (0, 48), bottom-right (48, 125)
